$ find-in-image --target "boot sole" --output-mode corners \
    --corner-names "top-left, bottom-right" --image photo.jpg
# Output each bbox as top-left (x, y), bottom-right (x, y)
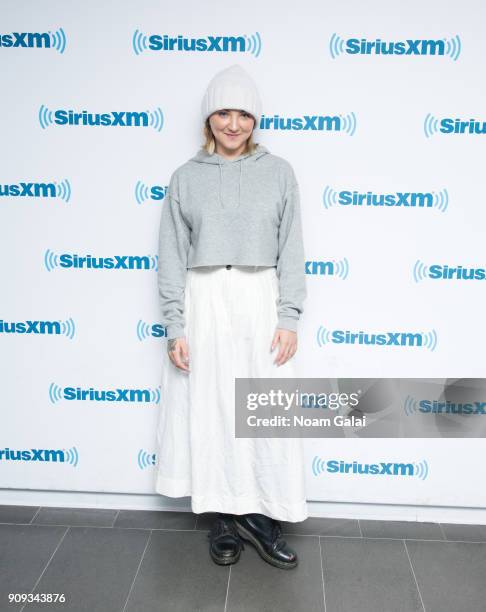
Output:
top-left (234, 522), bottom-right (298, 570)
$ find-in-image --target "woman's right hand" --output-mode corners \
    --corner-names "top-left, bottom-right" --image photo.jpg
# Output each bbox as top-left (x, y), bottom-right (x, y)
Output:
top-left (167, 336), bottom-right (190, 371)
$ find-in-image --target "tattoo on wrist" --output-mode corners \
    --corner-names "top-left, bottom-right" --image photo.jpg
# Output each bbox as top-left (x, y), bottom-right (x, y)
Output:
top-left (167, 339), bottom-right (177, 352)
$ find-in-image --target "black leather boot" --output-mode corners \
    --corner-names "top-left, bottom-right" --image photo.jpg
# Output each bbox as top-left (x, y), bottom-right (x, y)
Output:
top-left (233, 513), bottom-right (298, 569)
top-left (207, 513), bottom-right (245, 565)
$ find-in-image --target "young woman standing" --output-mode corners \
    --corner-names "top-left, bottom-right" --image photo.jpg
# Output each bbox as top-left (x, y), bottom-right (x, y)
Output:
top-left (155, 64), bottom-right (308, 569)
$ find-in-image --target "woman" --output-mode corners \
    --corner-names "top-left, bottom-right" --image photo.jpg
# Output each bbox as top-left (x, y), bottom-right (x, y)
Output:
top-left (155, 64), bottom-right (308, 570)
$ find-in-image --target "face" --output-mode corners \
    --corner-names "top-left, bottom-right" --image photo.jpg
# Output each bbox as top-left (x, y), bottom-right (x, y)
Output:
top-left (208, 109), bottom-right (255, 157)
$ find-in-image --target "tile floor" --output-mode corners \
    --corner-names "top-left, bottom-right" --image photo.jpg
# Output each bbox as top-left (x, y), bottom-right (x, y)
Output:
top-left (1, 504), bottom-right (486, 611)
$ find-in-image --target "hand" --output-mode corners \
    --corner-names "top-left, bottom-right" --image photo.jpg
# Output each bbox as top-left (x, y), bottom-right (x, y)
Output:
top-left (271, 328), bottom-right (297, 366)
top-left (167, 336), bottom-right (190, 371)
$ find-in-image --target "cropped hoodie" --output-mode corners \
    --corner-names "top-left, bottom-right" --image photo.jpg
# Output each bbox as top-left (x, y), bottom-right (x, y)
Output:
top-left (157, 143), bottom-right (307, 340)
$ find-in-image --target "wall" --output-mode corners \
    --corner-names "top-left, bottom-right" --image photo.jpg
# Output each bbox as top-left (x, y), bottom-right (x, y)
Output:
top-left (1, 0), bottom-right (485, 518)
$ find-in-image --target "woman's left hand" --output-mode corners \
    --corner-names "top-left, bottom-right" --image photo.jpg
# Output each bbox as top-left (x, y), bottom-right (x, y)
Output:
top-left (271, 328), bottom-right (297, 366)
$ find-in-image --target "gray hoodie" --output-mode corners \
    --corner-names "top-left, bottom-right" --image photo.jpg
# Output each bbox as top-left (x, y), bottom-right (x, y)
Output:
top-left (157, 143), bottom-right (307, 340)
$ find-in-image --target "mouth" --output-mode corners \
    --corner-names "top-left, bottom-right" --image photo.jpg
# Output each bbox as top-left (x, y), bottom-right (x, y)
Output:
top-left (224, 133), bottom-right (240, 138)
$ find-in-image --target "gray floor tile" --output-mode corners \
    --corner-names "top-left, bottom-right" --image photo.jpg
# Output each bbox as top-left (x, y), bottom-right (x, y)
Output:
top-left (321, 536), bottom-right (423, 612)
top-left (124, 529), bottom-right (229, 612)
top-left (0, 504), bottom-right (40, 524)
top-left (360, 519), bottom-right (444, 541)
top-left (406, 539), bottom-right (486, 612)
top-left (114, 509), bottom-right (197, 530)
top-left (227, 535), bottom-right (324, 611)
top-left (32, 506), bottom-right (117, 527)
top-left (281, 516), bottom-right (361, 537)
top-left (23, 526), bottom-right (150, 611)
top-left (440, 522), bottom-right (486, 542)
top-left (0, 524), bottom-right (67, 610)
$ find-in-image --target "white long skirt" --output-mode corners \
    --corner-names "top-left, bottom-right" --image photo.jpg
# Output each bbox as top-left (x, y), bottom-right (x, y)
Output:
top-left (154, 265), bottom-right (308, 522)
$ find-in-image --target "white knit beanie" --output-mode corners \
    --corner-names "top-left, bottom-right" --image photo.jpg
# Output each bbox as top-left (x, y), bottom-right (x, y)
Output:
top-left (201, 63), bottom-right (262, 126)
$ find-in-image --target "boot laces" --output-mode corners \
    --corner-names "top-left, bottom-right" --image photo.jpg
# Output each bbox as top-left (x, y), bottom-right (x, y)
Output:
top-left (271, 521), bottom-right (285, 550)
top-left (208, 517), bottom-right (245, 549)
top-left (210, 517), bottom-right (239, 539)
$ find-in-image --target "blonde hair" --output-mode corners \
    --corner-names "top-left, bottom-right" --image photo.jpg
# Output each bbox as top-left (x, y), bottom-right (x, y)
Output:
top-left (201, 114), bottom-right (258, 155)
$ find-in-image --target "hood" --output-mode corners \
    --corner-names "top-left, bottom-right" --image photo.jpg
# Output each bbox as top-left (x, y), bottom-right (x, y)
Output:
top-left (189, 143), bottom-right (270, 209)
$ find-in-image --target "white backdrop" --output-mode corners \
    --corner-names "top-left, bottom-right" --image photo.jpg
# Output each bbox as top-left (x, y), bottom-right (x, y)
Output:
top-left (1, 0), bottom-right (485, 514)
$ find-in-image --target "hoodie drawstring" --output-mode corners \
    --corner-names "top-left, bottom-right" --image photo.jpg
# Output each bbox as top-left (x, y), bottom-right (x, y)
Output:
top-left (218, 158), bottom-right (243, 210)
top-left (218, 159), bottom-right (222, 208)
top-left (239, 160), bottom-right (242, 208)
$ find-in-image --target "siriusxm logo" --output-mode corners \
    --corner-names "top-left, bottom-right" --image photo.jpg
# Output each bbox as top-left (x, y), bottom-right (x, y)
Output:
top-left (305, 259), bottom-right (349, 280)
top-left (312, 456), bottom-right (429, 479)
top-left (135, 181), bottom-right (168, 204)
top-left (330, 34), bottom-right (461, 60)
top-left (0, 446), bottom-right (78, 465)
top-left (404, 396), bottom-right (486, 416)
top-left (132, 30), bottom-right (262, 57)
top-left (0, 29), bottom-right (66, 52)
top-left (138, 449), bottom-right (156, 470)
top-left (49, 383), bottom-right (161, 404)
top-left (136, 320), bottom-right (166, 340)
top-left (413, 261), bottom-right (485, 282)
top-left (424, 114), bottom-right (486, 137)
top-left (259, 113), bottom-right (356, 135)
top-left (44, 250), bottom-right (158, 271)
top-left (317, 327), bottom-right (438, 351)
top-left (323, 186), bottom-right (449, 212)
top-left (0, 318), bottom-right (75, 338)
top-left (1, 179), bottom-right (71, 202)
top-left (39, 105), bottom-right (164, 131)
